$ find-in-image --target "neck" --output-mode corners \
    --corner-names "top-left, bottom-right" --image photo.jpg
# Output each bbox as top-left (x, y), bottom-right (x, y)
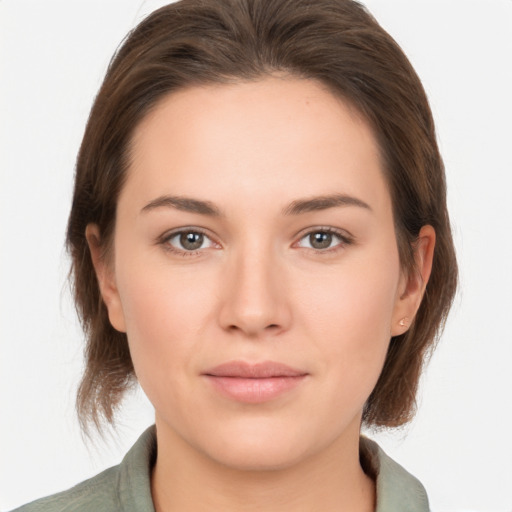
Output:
top-left (151, 419), bottom-right (375, 512)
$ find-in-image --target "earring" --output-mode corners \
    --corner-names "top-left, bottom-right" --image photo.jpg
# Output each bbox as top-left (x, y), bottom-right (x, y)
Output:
top-left (399, 317), bottom-right (408, 327)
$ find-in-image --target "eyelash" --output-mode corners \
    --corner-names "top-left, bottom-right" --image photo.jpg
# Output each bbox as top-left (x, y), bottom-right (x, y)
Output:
top-left (159, 227), bottom-right (217, 257)
top-left (294, 227), bottom-right (354, 254)
top-left (158, 226), bottom-right (354, 257)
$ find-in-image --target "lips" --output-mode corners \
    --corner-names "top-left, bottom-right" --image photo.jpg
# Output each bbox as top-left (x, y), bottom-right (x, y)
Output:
top-left (202, 361), bottom-right (308, 403)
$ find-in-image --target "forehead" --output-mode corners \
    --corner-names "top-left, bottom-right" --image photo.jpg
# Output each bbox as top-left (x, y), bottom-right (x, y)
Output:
top-left (123, 76), bottom-right (389, 215)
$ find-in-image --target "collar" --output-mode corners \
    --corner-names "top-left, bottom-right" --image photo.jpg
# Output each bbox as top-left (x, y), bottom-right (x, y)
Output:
top-left (116, 426), bottom-right (429, 512)
top-left (360, 435), bottom-right (430, 512)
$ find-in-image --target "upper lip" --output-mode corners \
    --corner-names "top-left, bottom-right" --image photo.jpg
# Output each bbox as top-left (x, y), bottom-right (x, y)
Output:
top-left (203, 361), bottom-right (308, 378)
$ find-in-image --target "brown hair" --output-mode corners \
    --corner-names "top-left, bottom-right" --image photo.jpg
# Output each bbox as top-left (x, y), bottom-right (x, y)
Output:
top-left (67, 0), bottom-right (457, 432)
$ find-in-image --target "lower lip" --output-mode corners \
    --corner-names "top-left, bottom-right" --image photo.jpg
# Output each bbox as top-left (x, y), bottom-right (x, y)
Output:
top-left (204, 375), bottom-right (306, 403)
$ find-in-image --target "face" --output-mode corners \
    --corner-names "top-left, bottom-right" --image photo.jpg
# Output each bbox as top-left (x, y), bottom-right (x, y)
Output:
top-left (91, 76), bottom-right (426, 471)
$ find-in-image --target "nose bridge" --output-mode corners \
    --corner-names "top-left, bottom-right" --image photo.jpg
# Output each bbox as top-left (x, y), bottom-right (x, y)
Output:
top-left (219, 237), bottom-right (290, 336)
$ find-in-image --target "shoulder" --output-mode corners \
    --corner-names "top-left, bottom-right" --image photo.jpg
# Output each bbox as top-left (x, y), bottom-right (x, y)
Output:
top-left (10, 426), bottom-right (157, 512)
top-left (10, 465), bottom-right (121, 512)
top-left (360, 436), bottom-right (430, 512)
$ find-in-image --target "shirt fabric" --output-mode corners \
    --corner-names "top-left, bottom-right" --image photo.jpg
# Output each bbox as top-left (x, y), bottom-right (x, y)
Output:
top-left (12, 425), bottom-right (430, 512)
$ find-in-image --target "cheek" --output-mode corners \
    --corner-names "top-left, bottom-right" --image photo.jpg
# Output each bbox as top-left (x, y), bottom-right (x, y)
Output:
top-left (302, 253), bottom-right (399, 333)
top-left (113, 252), bottom-right (216, 383)
top-left (308, 280), bottom-right (397, 427)
top-left (296, 248), bottom-right (401, 384)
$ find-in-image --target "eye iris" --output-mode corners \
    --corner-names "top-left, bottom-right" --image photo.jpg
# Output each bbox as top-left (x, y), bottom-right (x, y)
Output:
top-left (310, 232), bottom-right (332, 249)
top-left (180, 232), bottom-right (203, 250)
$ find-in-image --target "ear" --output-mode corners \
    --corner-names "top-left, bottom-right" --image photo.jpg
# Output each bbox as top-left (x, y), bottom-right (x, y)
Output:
top-left (85, 224), bottom-right (127, 333)
top-left (391, 225), bottom-right (436, 336)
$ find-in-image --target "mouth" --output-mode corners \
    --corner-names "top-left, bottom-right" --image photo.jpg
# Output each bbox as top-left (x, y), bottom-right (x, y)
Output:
top-left (202, 361), bottom-right (308, 404)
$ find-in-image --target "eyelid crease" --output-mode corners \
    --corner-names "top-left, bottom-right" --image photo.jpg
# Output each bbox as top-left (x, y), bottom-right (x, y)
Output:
top-left (294, 225), bottom-right (355, 242)
top-left (158, 225), bottom-right (210, 241)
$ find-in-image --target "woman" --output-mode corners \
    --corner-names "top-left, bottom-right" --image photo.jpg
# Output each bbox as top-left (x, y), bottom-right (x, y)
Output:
top-left (13, 0), bottom-right (457, 510)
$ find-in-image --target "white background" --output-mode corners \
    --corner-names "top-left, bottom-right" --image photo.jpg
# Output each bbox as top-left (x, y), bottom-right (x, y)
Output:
top-left (1, 1), bottom-right (511, 511)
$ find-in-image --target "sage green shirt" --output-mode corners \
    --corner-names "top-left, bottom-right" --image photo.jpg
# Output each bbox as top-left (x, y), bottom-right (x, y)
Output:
top-left (12, 426), bottom-right (430, 511)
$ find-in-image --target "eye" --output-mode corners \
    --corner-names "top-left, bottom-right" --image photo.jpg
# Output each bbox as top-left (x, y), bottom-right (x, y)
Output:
top-left (296, 229), bottom-right (352, 251)
top-left (163, 229), bottom-right (217, 253)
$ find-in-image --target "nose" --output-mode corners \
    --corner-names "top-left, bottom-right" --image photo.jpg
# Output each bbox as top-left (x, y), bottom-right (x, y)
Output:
top-left (218, 244), bottom-right (292, 338)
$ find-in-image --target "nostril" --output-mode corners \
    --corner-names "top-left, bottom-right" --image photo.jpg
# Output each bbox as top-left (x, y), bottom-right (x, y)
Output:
top-left (226, 323), bottom-right (281, 333)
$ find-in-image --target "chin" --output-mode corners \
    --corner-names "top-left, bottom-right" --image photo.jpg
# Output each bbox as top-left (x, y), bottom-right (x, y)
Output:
top-left (188, 413), bottom-right (335, 472)
top-left (206, 435), bottom-right (310, 472)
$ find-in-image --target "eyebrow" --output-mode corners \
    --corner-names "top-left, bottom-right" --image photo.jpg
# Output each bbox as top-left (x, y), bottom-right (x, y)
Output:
top-left (282, 193), bottom-right (372, 215)
top-left (140, 192), bottom-right (372, 217)
top-left (141, 195), bottom-right (222, 216)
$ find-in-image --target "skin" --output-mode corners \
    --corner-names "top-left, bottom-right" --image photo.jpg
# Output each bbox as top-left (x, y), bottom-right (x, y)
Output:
top-left (87, 75), bottom-right (435, 511)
